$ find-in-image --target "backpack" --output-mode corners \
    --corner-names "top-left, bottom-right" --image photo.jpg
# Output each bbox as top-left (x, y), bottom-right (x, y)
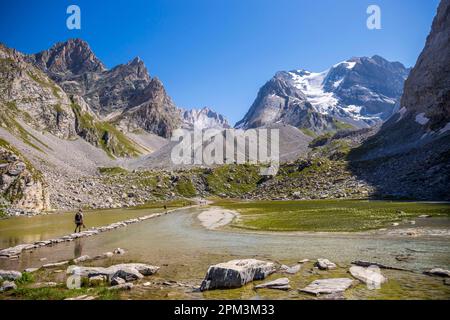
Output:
top-left (75, 212), bottom-right (82, 223)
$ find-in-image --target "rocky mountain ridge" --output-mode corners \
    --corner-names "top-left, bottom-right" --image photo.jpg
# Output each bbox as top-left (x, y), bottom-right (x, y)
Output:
top-left (180, 107), bottom-right (230, 130)
top-left (236, 55), bottom-right (410, 134)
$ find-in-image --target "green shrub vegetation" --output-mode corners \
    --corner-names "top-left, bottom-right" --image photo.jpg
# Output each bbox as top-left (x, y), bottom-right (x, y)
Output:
top-left (71, 103), bottom-right (141, 158)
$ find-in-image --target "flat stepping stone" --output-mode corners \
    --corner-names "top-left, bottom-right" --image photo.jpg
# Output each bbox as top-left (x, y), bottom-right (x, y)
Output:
top-left (300, 278), bottom-right (354, 296)
top-left (315, 259), bottom-right (336, 270)
top-left (255, 278), bottom-right (290, 290)
top-left (349, 266), bottom-right (387, 288)
top-left (65, 295), bottom-right (97, 300)
top-left (352, 260), bottom-right (407, 271)
top-left (42, 261), bottom-right (69, 268)
top-left (280, 264), bottom-right (301, 274)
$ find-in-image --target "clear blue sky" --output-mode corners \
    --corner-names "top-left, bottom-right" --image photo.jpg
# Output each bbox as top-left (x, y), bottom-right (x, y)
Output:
top-left (0, 0), bottom-right (440, 125)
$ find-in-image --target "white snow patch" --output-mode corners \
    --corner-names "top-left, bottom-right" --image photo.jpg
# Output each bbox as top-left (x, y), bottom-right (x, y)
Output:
top-left (415, 113), bottom-right (430, 125)
top-left (333, 78), bottom-right (344, 88)
top-left (289, 70), bottom-right (339, 114)
top-left (396, 107), bottom-right (407, 122)
top-left (439, 122), bottom-right (450, 134)
top-left (333, 61), bottom-right (356, 69)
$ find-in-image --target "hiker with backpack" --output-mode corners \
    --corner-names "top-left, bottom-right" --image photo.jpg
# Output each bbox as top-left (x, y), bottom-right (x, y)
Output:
top-left (74, 209), bottom-right (85, 233)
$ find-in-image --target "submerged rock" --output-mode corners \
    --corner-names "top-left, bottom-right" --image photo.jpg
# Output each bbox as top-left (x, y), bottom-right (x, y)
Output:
top-left (66, 263), bottom-right (159, 283)
top-left (73, 255), bottom-right (91, 264)
top-left (110, 277), bottom-right (126, 286)
top-left (349, 266), bottom-right (387, 288)
top-left (255, 278), bottom-right (290, 290)
top-left (42, 261), bottom-right (69, 268)
top-left (113, 248), bottom-right (125, 255)
top-left (200, 259), bottom-right (276, 291)
top-left (351, 260), bottom-right (406, 271)
top-left (108, 283), bottom-right (134, 291)
top-left (300, 278), bottom-right (354, 296)
top-left (424, 268), bottom-right (450, 278)
top-left (315, 259), bottom-right (337, 270)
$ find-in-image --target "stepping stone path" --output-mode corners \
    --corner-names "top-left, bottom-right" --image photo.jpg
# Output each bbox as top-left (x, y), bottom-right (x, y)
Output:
top-left (200, 259), bottom-right (276, 291)
top-left (300, 278), bottom-right (354, 296)
top-left (0, 210), bottom-right (180, 258)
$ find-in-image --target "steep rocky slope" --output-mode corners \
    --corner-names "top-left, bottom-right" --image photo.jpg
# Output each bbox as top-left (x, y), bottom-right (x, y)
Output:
top-left (29, 39), bottom-right (180, 138)
top-left (1, 42), bottom-right (149, 158)
top-left (0, 44), bottom-right (77, 140)
top-left (0, 138), bottom-right (49, 214)
top-left (236, 56), bottom-right (409, 133)
top-left (350, 0), bottom-right (450, 200)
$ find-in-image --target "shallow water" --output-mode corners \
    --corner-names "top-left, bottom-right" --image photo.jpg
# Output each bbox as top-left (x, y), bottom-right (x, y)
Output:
top-left (1, 206), bottom-right (449, 299)
top-left (0, 207), bottom-right (161, 249)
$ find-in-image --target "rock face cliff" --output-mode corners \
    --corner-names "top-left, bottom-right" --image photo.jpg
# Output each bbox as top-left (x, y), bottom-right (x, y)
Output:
top-left (350, 0), bottom-right (450, 200)
top-left (400, 0), bottom-right (450, 131)
top-left (28, 39), bottom-right (180, 138)
top-left (236, 56), bottom-right (409, 134)
top-left (0, 43), bottom-right (143, 158)
top-left (0, 139), bottom-right (49, 213)
top-left (0, 44), bottom-right (77, 140)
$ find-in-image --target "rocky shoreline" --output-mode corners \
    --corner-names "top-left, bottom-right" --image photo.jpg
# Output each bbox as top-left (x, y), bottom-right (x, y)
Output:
top-left (2, 256), bottom-right (448, 298)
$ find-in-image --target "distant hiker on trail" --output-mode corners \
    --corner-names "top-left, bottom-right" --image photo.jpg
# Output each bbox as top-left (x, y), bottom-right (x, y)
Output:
top-left (164, 205), bottom-right (167, 213)
top-left (74, 209), bottom-right (85, 233)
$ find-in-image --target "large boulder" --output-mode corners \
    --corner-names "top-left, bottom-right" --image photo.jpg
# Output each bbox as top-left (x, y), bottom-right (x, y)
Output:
top-left (349, 266), bottom-right (387, 288)
top-left (300, 278), bottom-right (354, 296)
top-left (200, 259), bottom-right (276, 291)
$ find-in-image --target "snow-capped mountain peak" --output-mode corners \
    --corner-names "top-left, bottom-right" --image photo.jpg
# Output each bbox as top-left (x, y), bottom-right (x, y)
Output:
top-left (236, 55), bottom-right (410, 132)
top-left (181, 107), bottom-right (230, 130)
